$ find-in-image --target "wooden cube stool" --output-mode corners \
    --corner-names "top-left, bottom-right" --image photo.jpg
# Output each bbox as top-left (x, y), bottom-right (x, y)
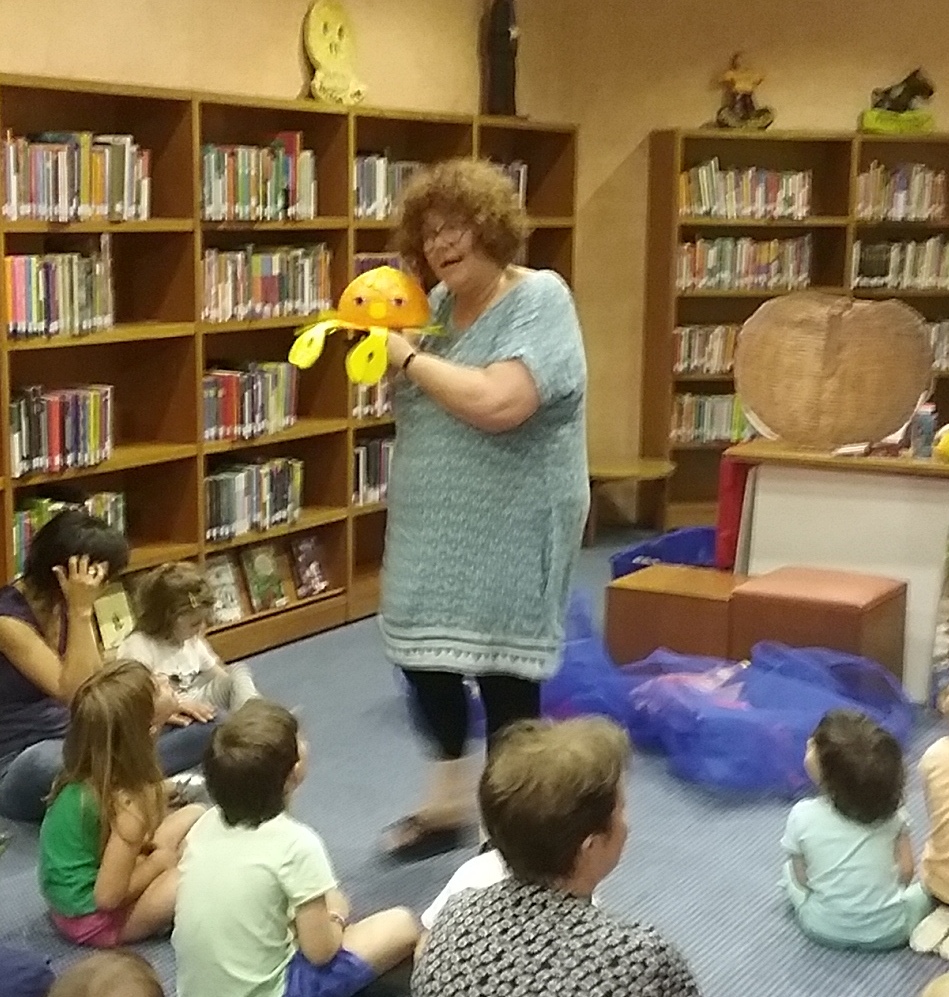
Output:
top-left (606, 564), bottom-right (745, 665)
top-left (729, 566), bottom-right (907, 679)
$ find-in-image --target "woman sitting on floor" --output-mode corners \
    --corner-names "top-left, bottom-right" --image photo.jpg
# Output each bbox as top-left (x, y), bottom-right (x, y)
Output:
top-left (0, 509), bottom-right (215, 823)
top-left (412, 716), bottom-right (701, 997)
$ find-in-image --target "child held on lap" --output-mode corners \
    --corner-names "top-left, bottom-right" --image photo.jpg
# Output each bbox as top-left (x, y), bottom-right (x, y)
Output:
top-left (119, 562), bottom-right (257, 724)
top-left (39, 661), bottom-right (204, 947)
top-left (173, 699), bottom-right (418, 997)
top-left (781, 709), bottom-right (930, 950)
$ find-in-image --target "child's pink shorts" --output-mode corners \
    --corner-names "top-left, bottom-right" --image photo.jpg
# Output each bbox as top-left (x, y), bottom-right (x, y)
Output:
top-left (51, 907), bottom-right (129, 948)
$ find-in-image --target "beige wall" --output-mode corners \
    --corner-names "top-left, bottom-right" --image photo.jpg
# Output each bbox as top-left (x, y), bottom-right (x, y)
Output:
top-left (4, 0), bottom-right (948, 466)
top-left (555, 0), bottom-right (949, 461)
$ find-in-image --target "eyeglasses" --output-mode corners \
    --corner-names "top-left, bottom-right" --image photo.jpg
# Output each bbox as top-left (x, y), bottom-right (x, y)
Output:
top-left (422, 219), bottom-right (468, 248)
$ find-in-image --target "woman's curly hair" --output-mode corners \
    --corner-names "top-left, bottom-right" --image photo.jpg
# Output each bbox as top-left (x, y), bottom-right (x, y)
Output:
top-left (393, 158), bottom-right (529, 276)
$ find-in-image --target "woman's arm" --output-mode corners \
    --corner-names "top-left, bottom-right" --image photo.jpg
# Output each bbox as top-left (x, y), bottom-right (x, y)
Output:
top-left (0, 557), bottom-right (107, 704)
top-left (386, 332), bottom-right (540, 433)
top-left (791, 854), bottom-right (809, 888)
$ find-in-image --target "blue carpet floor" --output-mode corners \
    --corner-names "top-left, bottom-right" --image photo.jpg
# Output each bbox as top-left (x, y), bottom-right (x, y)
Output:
top-left (1, 527), bottom-right (948, 996)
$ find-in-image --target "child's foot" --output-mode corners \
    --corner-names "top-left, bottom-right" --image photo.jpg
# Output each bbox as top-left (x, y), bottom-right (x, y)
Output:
top-left (382, 815), bottom-right (465, 863)
top-left (911, 906), bottom-right (949, 953)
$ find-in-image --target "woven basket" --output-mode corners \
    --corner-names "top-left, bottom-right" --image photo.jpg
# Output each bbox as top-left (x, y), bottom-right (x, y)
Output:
top-left (734, 291), bottom-right (933, 450)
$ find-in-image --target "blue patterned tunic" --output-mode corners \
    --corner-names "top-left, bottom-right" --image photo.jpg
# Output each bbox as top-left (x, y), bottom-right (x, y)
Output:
top-left (380, 269), bottom-right (589, 681)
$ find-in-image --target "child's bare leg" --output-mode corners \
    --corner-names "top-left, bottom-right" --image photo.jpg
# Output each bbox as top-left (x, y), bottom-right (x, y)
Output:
top-left (152, 803), bottom-right (204, 857)
top-left (119, 868), bottom-right (178, 943)
top-left (342, 908), bottom-right (420, 974)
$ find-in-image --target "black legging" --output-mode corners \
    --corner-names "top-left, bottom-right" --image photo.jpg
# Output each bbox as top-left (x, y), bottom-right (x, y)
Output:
top-left (402, 668), bottom-right (540, 760)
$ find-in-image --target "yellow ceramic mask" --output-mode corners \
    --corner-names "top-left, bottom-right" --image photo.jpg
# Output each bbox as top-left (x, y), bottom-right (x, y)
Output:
top-left (304, 0), bottom-right (366, 105)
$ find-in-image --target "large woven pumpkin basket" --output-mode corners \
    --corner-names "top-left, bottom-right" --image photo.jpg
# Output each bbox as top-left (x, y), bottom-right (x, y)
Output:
top-left (734, 291), bottom-right (934, 450)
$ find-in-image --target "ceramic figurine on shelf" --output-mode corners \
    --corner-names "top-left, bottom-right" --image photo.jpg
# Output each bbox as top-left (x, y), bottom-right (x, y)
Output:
top-left (861, 68), bottom-right (936, 134)
top-left (715, 52), bottom-right (774, 130)
top-left (302, 0), bottom-right (366, 105)
top-left (288, 266), bottom-right (443, 386)
top-left (481, 0), bottom-right (519, 116)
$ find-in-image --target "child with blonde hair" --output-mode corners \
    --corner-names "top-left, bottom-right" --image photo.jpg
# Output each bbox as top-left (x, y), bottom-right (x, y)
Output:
top-left (119, 562), bottom-right (257, 724)
top-left (781, 709), bottom-right (930, 949)
top-left (48, 951), bottom-right (164, 996)
top-left (39, 661), bottom-right (204, 946)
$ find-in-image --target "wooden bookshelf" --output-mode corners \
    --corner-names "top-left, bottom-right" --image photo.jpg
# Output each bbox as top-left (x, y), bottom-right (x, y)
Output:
top-left (641, 128), bottom-right (949, 529)
top-left (0, 74), bottom-right (577, 660)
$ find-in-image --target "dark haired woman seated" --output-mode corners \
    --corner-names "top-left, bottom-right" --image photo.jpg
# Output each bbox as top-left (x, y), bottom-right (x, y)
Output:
top-left (0, 510), bottom-right (214, 823)
top-left (413, 717), bottom-right (702, 997)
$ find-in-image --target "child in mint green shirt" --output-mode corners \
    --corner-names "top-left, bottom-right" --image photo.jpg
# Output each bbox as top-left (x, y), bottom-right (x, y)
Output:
top-left (781, 709), bottom-right (931, 949)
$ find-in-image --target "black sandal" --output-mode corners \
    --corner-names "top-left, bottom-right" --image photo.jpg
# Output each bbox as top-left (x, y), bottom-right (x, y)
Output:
top-left (382, 814), bottom-right (464, 862)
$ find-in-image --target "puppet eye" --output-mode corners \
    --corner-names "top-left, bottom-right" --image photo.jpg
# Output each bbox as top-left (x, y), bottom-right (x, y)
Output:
top-left (392, 296), bottom-right (405, 307)
top-left (353, 296), bottom-right (365, 306)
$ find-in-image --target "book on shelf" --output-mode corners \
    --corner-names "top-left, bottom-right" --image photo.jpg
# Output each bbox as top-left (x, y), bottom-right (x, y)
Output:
top-left (205, 457), bottom-right (304, 542)
top-left (671, 393), bottom-right (753, 445)
top-left (4, 233), bottom-right (114, 338)
top-left (855, 161), bottom-right (947, 222)
top-left (677, 235), bottom-right (812, 292)
top-left (353, 377), bottom-right (392, 419)
top-left (492, 160), bottom-right (527, 208)
top-left (205, 552), bottom-right (251, 625)
top-left (353, 437), bottom-right (393, 505)
top-left (673, 325), bottom-right (739, 375)
top-left (201, 133), bottom-right (318, 222)
top-left (928, 321), bottom-right (949, 371)
top-left (203, 362), bottom-right (299, 441)
top-left (93, 582), bottom-right (136, 651)
top-left (11, 490), bottom-right (126, 577)
top-left (10, 383), bottom-right (114, 477)
top-left (353, 251), bottom-right (404, 275)
top-left (289, 535), bottom-right (330, 598)
top-left (2, 131), bottom-right (151, 222)
top-left (239, 542), bottom-right (294, 612)
top-left (201, 243), bottom-right (332, 323)
top-left (354, 155), bottom-right (420, 220)
top-left (678, 158), bottom-right (812, 220)
top-left (851, 238), bottom-right (949, 290)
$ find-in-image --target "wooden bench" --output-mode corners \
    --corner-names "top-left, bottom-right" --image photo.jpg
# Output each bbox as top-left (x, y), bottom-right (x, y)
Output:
top-left (585, 458), bottom-right (676, 546)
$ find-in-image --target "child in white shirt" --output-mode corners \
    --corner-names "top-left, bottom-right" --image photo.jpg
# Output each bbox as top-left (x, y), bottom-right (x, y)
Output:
top-left (119, 562), bottom-right (257, 723)
top-left (174, 699), bottom-right (418, 997)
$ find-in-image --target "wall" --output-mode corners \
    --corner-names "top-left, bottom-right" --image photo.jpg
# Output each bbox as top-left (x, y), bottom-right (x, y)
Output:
top-left (5, 0), bottom-right (946, 467)
top-left (0, 0), bottom-right (565, 117)
top-left (555, 0), bottom-right (949, 462)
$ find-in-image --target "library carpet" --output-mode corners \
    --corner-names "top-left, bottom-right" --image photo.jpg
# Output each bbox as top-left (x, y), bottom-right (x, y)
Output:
top-left (0, 529), bottom-right (947, 996)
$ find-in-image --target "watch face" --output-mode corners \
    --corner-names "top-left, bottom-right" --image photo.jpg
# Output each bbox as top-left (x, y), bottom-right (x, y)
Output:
top-left (305, 0), bottom-right (357, 75)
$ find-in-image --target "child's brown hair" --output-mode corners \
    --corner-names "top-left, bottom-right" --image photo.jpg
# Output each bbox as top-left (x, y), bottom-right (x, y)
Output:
top-left (49, 950), bottom-right (164, 996)
top-left (50, 660), bottom-right (166, 847)
top-left (134, 561), bottom-right (215, 642)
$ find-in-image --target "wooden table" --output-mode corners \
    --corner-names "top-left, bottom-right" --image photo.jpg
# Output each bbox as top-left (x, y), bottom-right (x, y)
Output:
top-left (726, 440), bottom-right (949, 701)
top-left (585, 458), bottom-right (676, 546)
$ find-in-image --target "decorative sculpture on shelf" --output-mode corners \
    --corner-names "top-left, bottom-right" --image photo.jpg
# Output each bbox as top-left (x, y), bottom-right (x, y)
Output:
top-left (861, 68), bottom-right (935, 134)
top-left (288, 267), bottom-right (443, 386)
top-left (481, 0), bottom-right (519, 116)
top-left (302, 0), bottom-right (366, 105)
top-left (715, 52), bottom-right (774, 130)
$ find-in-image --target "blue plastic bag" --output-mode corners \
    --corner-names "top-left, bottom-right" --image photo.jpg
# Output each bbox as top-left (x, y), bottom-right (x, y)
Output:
top-left (610, 526), bottom-right (717, 580)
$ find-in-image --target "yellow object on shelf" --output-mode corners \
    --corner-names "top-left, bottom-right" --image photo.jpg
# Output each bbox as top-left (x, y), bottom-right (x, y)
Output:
top-left (859, 109), bottom-right (935, 134)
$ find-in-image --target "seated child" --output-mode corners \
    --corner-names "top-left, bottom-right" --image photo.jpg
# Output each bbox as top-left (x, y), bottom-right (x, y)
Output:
top-left (119, 562), bottom-right (257, 723)
top-left (908, 729), bottom-right (949, 953)
top-left (48, 951), bottom-right (164, 997)
top-left (173, 699), bottom-right (419, 997)
top-left (39, 661), bottom-right (204, 947)
top-left (780, 708), bottom-right (930, 950)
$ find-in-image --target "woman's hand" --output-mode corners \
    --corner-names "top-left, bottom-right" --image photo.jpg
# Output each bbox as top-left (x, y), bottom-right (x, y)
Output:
top-left (386, 331), bottom-right (417, 370)
top-left (52, 555), bottom-right (108, 615)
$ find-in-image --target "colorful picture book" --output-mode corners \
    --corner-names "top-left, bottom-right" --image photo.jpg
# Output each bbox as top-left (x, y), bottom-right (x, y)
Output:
top-left (290, 535), bottom-right (329, 598)
top-left (93, 582), bottom-right (136, 651)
